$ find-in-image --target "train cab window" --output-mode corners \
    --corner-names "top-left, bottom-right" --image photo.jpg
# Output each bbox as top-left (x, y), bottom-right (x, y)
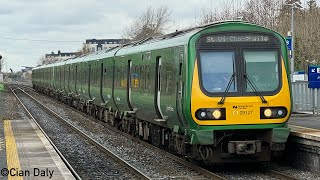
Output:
top-left (199, 51), bottom-right (237, 93)
top-left (243, 50), bottom-right (279, 92)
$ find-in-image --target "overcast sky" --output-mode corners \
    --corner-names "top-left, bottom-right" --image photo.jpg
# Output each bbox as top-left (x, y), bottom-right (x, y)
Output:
top-left (0, 0), bottom-right (314, 72)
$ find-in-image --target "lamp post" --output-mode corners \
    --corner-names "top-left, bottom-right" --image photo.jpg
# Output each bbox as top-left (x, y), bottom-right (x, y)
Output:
top-left (290, 3), bottom-right (295, 81)
top-left (285, 0), bottom-right (302, 81)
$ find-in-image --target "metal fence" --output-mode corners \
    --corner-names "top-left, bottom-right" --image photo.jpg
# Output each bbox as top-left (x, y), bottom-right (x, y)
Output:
top-left (292, 81), bottom-right (320, 114)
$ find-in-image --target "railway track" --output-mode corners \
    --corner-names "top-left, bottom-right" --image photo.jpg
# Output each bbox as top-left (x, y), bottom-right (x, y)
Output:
top-left (9, 85), bottom-right (149, 179)
top-left (10, 84), bottom-right (227, 179)
top-left (11, 84), bottom-right (300, 180)
top-left (266, 169), bottom-right (299, 180)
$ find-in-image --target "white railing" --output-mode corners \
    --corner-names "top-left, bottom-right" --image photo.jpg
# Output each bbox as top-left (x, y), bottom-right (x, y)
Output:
top-left (292, 81), bottom-right (320, 114)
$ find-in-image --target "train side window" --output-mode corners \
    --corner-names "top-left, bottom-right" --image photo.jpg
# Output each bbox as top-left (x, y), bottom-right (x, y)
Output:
top-left (140, 65), bottom-right (145, 90)
top-left (83, 67), bottom-right (86, 84)
top-left (103, 67), bottom-right (107, 87)
top-left (75, 66), bottom-right (78, 83)
top-left (68, 66), bottom-right (71, 83)
top-left (145, 65), bottom-right (150, 91)
top-left (116, 67), bottom-right (121, 88)
top-left (121, 66), bottom-right (126, 89)
top-left (166, 71), bottom-right (173, 93)
top-left (146, 52), bottom-right (151, 61)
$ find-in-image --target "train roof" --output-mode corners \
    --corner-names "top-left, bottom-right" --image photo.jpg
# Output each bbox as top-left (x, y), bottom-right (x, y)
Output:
top-left (116, 20), bottom-right (247, 55)
top-left (82, 47), bottom-right (121, 62)
top-left (33, 20), bottom-right (278, 70)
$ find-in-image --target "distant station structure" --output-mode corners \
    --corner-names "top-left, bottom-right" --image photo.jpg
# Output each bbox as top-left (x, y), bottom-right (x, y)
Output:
top-left (45, 50), bottom-right (77, 60)
top-left (85, 39), bottom-right (130, 52)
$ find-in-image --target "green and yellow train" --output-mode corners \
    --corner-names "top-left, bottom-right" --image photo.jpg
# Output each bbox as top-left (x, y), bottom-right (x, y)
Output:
top-left (32, 21), bottom-right (292, 163)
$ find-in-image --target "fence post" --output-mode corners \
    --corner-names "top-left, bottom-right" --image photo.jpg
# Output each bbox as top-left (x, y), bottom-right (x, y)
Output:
top-left (313, 88), bottom-right (316, 114)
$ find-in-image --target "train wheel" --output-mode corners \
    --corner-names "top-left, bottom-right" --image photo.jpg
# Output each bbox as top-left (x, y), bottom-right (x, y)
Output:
top-left (98, 108), bottom-right (105, 121)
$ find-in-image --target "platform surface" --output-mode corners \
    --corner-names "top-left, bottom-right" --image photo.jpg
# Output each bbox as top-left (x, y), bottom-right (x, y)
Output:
top-left (289, 113), bottom-right (320, 129)
top-left (0, 119), bottom-right (75, 180)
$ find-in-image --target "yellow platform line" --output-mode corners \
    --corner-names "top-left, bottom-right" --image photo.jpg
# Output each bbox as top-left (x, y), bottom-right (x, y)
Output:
top-left (4, 120), bottom-right (23, 180)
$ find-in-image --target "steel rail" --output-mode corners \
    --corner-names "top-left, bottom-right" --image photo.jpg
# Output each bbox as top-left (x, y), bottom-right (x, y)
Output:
top-left (266, 169), bottom-right (299, 180)
top-left (8, 85), bottom-right (82, 180)
top-left (11, 85), bottom-right (151, 180)
top-left (25, 86), bottom-right (226, 180)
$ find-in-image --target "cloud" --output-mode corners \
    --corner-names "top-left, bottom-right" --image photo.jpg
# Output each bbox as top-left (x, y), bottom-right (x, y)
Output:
top-left (0, 0), bottom-right (238, 72)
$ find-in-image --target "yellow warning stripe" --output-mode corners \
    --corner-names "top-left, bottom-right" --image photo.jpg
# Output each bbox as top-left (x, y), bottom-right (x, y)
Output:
top-left (4, 120), bottom-right (23, 180)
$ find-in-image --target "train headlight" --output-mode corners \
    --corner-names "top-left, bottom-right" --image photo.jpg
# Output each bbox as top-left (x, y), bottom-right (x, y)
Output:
top-left (195, 108), bottom-right (226, 120)
top-left (264, 109), bottom-right (272, 117)
top-left (260, 107), bottom-right (288, 119)
top-left (212, 110), bottom-right (221, 119)
top-left (200, 111), bottom-right (206, 118)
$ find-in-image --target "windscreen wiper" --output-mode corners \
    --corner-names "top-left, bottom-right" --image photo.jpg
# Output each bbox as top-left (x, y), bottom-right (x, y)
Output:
top-left (218, 73), bottom-right (236, 105)
top-left (244, 73), bottom-right (267, 104)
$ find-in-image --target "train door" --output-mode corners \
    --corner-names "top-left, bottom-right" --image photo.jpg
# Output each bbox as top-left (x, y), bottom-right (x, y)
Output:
top-left (88, 63), bottom-right (92, 99)
top-left (127, 60), bottom-right (133, 110)
top-left (52, 66), bottom-right (55, 89)
top-left (176, 51), bottom-right (186, 127)
top-left (100, 62), bottom-right (105, 103)
top-left (67, 65), bottom-right (71, 94)
top-left (59, 67), bottom-right (62, 91)
top-left (75, 64), bottom-right (78, 95)
top-left (154, 56), bottom-right (164, 120)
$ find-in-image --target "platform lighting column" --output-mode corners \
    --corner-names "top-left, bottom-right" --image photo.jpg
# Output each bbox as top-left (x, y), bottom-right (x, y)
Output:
top-left (290, 3), bottom-right (295, 81)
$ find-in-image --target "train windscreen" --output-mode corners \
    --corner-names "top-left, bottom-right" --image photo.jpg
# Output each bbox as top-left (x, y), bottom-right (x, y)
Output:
top-left (243, 50), bottom-right (279, 92)
top-left (199, 51), bottom-right (237, 93)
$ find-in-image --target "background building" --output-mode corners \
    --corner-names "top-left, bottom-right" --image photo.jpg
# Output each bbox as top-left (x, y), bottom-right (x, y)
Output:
top-left (85, 39), bottom-right (130, 52)
top-left (45, 50), bottom-right (77, 60)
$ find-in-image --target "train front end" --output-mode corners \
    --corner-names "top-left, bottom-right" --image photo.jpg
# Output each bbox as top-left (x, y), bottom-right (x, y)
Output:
top-left (186, 22), bottom-right (291, 163)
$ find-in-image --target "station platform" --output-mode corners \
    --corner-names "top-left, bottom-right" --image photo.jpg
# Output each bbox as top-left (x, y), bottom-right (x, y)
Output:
top-left (289, 113), bottom-right (320, 129)
top-left (285, 113), bottom-right (320, 172)
top-left (0, 119), bottom-right (75, 180)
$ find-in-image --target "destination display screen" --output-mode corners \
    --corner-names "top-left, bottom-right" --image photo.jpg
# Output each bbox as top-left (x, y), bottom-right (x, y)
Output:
top-left (205, 35), bottom-right (270, 43)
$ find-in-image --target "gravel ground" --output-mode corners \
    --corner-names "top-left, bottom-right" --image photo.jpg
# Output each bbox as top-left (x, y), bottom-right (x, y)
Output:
top-left (23, 86), bottom-right (320, 180)
top-left (17, 92), bottom-right (135, 180)
top-left (266, 163), bottom-right (320, 180)
top-left (0, 84), bottom-right (28, 120)
top-left (25, 90), bottom-right (213, 179)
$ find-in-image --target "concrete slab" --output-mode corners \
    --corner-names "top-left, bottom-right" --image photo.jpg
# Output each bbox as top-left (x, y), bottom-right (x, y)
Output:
top-left (1, 119), bottom-right (76, 180)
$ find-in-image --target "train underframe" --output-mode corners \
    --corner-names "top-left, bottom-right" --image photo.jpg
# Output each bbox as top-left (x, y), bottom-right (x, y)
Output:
top-left (35, 85), bottom-right (285, 164)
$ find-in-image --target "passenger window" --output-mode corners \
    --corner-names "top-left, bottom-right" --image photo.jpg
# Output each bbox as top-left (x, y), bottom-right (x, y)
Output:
top-left (140, 65), bottom-right (145, 90)
top-left (166, 71), bottom-right (173, 93)
top-left (146, 65), bottom-right (150, 91)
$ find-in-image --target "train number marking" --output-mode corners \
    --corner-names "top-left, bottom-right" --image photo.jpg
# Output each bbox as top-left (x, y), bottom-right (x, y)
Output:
top-left (239, 110), bottom-right (253, 115)
top-left (233, 110), bottom-right (253, 116)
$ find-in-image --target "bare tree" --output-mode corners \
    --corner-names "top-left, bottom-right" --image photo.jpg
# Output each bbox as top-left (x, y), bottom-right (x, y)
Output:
top-left (197, 0), bottom-right (320, 72)
top-left (275, 0), bottom-right (320, 71)
top-left (124, 6), bottom-right (172, 41)
top-left (241, 0), bottom-right (285, 29)
top-left (38, 55), bottom-right (62, 65)
top-left (76, 44), bottom-right (91, 56)
top-left (198, 0), bottom-right (245, 25)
